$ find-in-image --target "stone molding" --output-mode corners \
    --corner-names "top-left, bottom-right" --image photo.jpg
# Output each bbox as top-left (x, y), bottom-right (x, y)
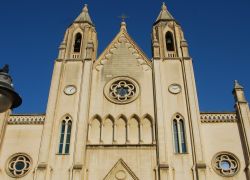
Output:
top-left (200, 112), bottom-right (237, 123)
top-left (8, 114), bottom-right (45, 125)
top-left (7, 113), bottom-right (238, 124)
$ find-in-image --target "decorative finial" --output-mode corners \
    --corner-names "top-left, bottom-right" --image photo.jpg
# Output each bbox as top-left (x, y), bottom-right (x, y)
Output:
top-left (0, 64), bottom-right (9, 73)
top-left (118, 14), bottom-right (128, 31)
top-left (83, 4), bottom-right (88, 12)
top-left (162, 2), bottom-right (167, 11)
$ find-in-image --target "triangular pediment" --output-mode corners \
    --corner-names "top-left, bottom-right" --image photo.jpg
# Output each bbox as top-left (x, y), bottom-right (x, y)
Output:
top-left (94, 29), bottom-right (151, 72)
top-left (103, 159), bottom-right (139, 180)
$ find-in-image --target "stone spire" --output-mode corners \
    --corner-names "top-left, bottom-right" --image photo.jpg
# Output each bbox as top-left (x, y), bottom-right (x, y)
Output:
top-left (74, 4), bottom-right (93, 25)
top-left (155, 2), bottom-right (174, 23)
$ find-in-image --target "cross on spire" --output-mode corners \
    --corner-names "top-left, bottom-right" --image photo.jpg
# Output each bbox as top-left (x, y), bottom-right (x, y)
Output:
top-left (118, 14), bottom-right (129, 22)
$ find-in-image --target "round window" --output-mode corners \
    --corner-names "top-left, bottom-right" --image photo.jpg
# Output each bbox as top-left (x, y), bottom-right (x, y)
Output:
top-left (104, 77), bottom-right (139, 104)
top-left (6, 153), bottom-right (32, 178)
top-left (212, 152), bottom-right (239, 177)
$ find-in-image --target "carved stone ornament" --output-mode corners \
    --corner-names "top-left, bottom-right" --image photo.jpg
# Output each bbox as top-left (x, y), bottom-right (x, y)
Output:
top-left (212, 152), bottom-right (240, 177)
top-left (200, 113), bottom-right (237, 123)
top-left (104, 77), bottom-right (139, 104)
top-left (6, 153), bottom-right (32, 178)
top-left (8, 115), bottom-right (45, 125)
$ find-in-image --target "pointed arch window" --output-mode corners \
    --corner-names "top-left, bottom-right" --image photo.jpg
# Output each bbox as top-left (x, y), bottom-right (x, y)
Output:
top-left (173, 120), bottom-right (179, 153)
top-left (179, 120), bottom-right (187, 153)
top-left (73, 33), bottom-right (82, 53)
top-left (165, 31), bottom-right (175, 51)
top-left (173, 114), bottom-right (187, 153)
top-left (58, 116), bottom-right (72, 154)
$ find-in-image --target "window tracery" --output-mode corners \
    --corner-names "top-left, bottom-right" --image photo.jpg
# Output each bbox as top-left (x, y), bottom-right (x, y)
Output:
top-left (212, 152), bottom-right (240, 177)
top-left (104, 77), bottom-right (139, 104)
top-left (110, 80), bottom-right (135, 102)
top-left (6, 153), bottom-right (32, 178)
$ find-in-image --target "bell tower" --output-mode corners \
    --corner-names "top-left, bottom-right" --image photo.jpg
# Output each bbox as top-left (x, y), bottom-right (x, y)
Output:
top-left (152, 3), bottom-right (206, 179)
top-left (35, 4), bottom-right (97, 180)
top-left (58, 4), bottom-right (97, 60)
top-left (152, 2), bottom-right (189, 60)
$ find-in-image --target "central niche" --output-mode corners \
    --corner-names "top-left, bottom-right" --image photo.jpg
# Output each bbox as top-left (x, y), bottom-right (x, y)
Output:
top-left (104, 77), bottom-right (139, 104)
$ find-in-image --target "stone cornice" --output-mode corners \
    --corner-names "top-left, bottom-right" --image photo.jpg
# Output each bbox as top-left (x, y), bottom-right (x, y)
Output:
top-left (200, 112), bottom-right (237, 123)
top-left (8, 114), bottom-right (45, 125)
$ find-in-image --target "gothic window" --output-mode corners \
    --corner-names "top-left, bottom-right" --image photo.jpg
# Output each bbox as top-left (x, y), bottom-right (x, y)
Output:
top-left (58, 116), bottom-right (72, 154)
top-left (65, 120), bottom-right (72, 153)
top-left (73, 33), bottom-right (82, 53)
top-left (173, 114), bottom-right (187, 153)
top-left (173, 120), bottom-right (179, 153)
top-left (59, 120), bottom-right (66, 153)
top-left (166, 31), bottom-right (175, 51)
top-left (179, 120), bottom-right (187, 153)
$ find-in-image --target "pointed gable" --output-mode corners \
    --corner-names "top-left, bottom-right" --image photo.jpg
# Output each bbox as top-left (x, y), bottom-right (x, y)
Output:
top-left (103, 159), bottom-right (139, 180)
top-left (94, 23), bottom-right (151, 75)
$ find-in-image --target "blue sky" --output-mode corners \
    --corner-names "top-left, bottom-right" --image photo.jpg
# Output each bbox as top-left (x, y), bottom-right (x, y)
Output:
top-left (0, 0), bottom-right (249, 113)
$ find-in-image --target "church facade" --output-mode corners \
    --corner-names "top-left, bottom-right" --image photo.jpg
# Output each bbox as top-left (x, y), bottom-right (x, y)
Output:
top-left (0, 3), bottom-right (250, 180)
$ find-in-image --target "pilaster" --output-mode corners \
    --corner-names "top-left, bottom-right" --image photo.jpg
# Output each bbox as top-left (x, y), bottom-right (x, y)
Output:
top-left (35, 60), bottom-right (63, 180)
top-left (152, 59), bottom-right (169, 170)
top-left (233, 81), bottom-right (250, 179)
top-left (72, 58), bottom-right (93, 179)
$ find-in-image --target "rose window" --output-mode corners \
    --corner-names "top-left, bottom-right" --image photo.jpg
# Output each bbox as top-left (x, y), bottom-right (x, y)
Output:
top-left (212, 152), bottom-right (239, 177)
top-left (6, 153), bottom-right (32, 178)
top-left (110, 80), bottom-right (135, 102)
top-left (104, 77), bottom-right (139, 104)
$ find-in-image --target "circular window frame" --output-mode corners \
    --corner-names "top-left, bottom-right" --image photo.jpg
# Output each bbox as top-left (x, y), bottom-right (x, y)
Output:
top-left (104, 76), bottom-right (140, 104)
top-left (212, 151), bottom-right (240, 177)
top-left (6, 153), bottom-right (32, 178)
